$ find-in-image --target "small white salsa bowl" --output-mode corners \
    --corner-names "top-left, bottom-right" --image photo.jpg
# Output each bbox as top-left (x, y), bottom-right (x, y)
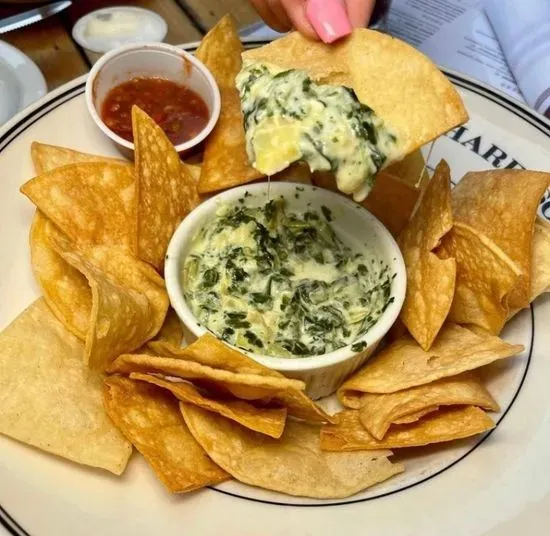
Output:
top-left (85, 42), bottom-right (220, 156)
top-left (165, 182), bottom-right (406, 399)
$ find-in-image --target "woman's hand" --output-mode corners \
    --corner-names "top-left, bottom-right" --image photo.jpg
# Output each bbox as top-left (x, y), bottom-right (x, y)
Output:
top-left (248, 0), bottom-right (376, 40)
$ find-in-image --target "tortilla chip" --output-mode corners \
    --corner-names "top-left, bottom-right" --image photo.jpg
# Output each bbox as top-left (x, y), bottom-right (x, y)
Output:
top-left (181, 403), bottom-right (402, 499)
top-left (130, 373), bottom-right (287, 438)
top-left (385, 148), bottom-right (430, 190)
top-left (452, 170), bottom-right (550, 308)
top-left (146, 308), bottom-right (183, 349)
top-left (243, 31), bottom-right (349, 83)
top-left (321, 407), bottom-right (494, 451)
top-left (195, 15), bottom-right (263, 193)
top-left (244, 30), bottom-right (468, 158)
top-left (108, 353), bottom-right (305, 401)
top-left (438, 222), bottom-right (522, 333)
top-left (30, 211), bottom-right (90, 339)
top-left (530, 218), bottom-right (550, 299)
top-left (311, 168), bottom-right (420, 237)
top-left (0, 299), bottom-right (131, 474)
top-left (104, 377), bottom-right (228, 492)
top-left (398, 160), bottom-right (456, 350)
top-left (359, 372), bottom-right (499, 440)
top-left (149, 334), bottom-right (333, 423)
top-left (132, 106), bottom-right (198, 271)
top-left (312, 149), bottom-right (427, 236)
top-left (338, 324), bottom-right (523, 401)
top-left (50, 232), bottom-right (169, 371)
top-left (31, 142), bottom-right (126, 174)
top-left (508, 218), bottom-right (550, 319)
top-left (274, 162), bottom-right (313, 185)
top-left (21, 162), bottom-right (136, 253)
top-left (392, 408), bottom-right (438, 425)
top-left (185, 163), bottom-right (202, 184)
top-left (321, 406), bottom-right (495, 452)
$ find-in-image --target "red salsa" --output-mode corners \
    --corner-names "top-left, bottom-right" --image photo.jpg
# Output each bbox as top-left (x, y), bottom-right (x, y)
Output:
top-left (101, 77), bottom-right (209, 145)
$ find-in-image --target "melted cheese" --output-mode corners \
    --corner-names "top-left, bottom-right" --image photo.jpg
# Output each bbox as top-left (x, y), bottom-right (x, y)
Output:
top-left (236, 61), bottom-right (398, 202)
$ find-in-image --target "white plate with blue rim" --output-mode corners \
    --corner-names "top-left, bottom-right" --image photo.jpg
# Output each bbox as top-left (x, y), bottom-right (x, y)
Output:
top-left (0, 41), bottom-right (46, 127)
top-left (0, 38), bottom-right (549, 536)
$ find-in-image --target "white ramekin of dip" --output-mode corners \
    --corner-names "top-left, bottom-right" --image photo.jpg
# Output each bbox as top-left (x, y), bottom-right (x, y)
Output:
top-left (85, 42), bottom-right (220, 157)
top-left (165, 182), bottom-right (406, 399)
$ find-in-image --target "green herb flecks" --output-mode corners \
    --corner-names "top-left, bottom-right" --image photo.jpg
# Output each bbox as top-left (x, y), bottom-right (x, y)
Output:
top-left (183, 198), bottom-right (393, 358)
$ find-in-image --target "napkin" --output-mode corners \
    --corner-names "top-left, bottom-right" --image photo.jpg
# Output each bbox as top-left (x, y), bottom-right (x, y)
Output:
top-left (484, 0), bottom-right (550, 116)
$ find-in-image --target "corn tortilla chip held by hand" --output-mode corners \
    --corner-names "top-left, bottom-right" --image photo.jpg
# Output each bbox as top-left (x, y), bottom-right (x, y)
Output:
top-left (0, 299), bottom-right (132, 474)
top-left (130, 373), bottom-right (287, 438)
top-left (359, 372), bottom-right (499, 440)
top-left (181, 403), bottom-right (402, 499)
top-left (338, 324), bottom-right (523, 403)
top-left (398, 160), bottom-right (456, 350)
top-left (451, 169), bottom-right (550, 308)
top-left (132, 106), bottom-right (199, 271)
top-left (104, 377), bottom-right (228, 492)
top-left (195, 15), bottom-right (262, 193)
top-left (244, 30), bottom-right (468, 160)
top-left (320, 407), bottom-right (495, 451)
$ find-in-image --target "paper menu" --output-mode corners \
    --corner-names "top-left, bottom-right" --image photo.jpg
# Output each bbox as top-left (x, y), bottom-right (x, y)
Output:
top-left (484, 0), bottom-right (550, 116)
top-left (387, 0), bottom-right (525, 103)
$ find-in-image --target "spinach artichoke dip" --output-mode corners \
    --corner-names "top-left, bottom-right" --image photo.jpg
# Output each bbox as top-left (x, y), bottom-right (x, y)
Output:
top-left (182, 196), bottom-right (395, 358)
top-left (235, 60), bottom-right (398, 202)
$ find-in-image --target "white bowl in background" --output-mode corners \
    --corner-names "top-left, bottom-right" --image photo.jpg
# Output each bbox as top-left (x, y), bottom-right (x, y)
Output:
top-left (85, 42), bottom-right (220, 157)
top-left (72, 6), bottom-right (168, 54)
top-left (165, 181), bottom-right (407, 399)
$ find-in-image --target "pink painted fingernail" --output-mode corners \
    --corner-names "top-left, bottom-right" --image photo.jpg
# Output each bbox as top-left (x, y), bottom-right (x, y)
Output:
top-left (306, 0), bottom-right (352, 43)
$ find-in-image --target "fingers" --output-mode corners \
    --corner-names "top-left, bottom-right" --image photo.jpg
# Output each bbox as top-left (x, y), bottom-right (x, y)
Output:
top-left (267, 0), bottom-right (294, 31)
top-left (249, 0), bottom-right (291, 32)
top-left (344, 0), bottom-right (376, 28)
top-left (280, 0), bottom-right (319, 39)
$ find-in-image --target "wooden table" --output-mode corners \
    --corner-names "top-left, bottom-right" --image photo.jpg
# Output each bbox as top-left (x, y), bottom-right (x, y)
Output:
top-left (0, 0), bottom-right (261, 91)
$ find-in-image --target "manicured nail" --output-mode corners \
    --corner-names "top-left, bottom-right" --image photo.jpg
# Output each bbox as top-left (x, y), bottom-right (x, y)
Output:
top-left (306, 0), bottom-right (352, 43)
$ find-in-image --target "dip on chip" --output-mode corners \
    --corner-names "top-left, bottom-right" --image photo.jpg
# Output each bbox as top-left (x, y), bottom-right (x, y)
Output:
top-left (104, 376), bottom-right (228, 492)
top-left (451, 169), bottom-right (550, 309)
top-left (320, 406), bottom-right (495, 451)
top-left (241, 30), bottom-right (467, 199)
top-left (236, 60), bottom-right (398, 201)
top-left (0, 299), bottom-right (132, 474)
top-left (358, 372), bottom-right (499, 440)
top-left (338, 324), bottom-right (523, 404)
top-left (398, 160), bottom-right (456, 350)
top-left (181, 403), bottom-right (403, 499)
top-left (195, 15), bottom-right (263, 193)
